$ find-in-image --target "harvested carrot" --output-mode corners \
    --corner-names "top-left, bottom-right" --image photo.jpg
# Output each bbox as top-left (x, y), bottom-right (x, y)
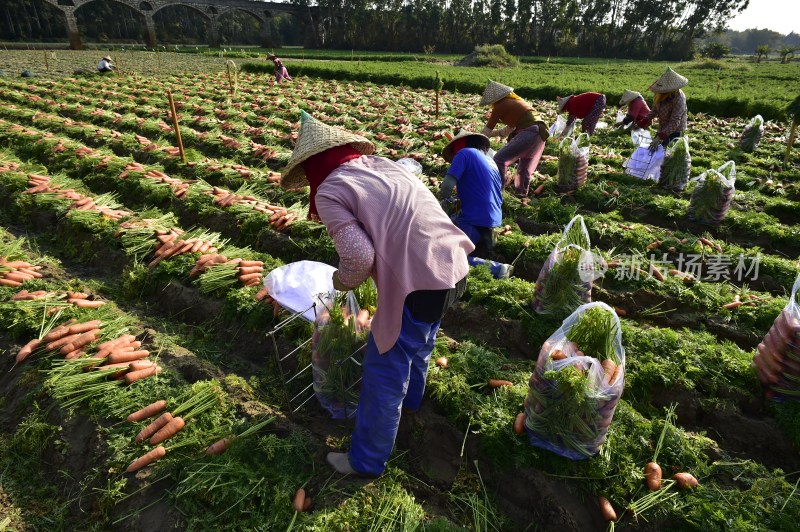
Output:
top-left (238, 266), bottom-right (263, 275)
top-left (0, 278), bottom-right (22, 287)
top-left (107, 349), bottom-right (150, 364)
top-left (435, 356), bottom-right (448, 368)
top-left (125, 365), bottom-right (162, 384)
top-left (126, 446), bottom-right (166, 473)
top-left (293, 488), bottom-right (306, 512)
top-left (136, 412), bottom-right (173, 443)
top-left (648, 264), bottom-right (665, 282)
top-left (129, 359), bottom-right (154, 371)
top-left (722, 301), bottom-right (744, 310)
top-left (488, 379), bottom-right (514, 388)
top-left (59, 329), bottom-right (100, 355)
top-left (205, 436), bottom-right (235, 456)
top-left (239, 260), bottom-right (263, 267)
top-left (598, 496), bottom-right (617, 522)
top-left (550, 350), bottom-right (567, 361)
top-left (46, 332), bottom-right (81, 351)
top-left (68, 292), bottom-right (89, 300)
top-left (42, 324), bottom-right (71, 343)
top-left (513, 413), bottom-right (526, 435)
top-left (64, 348), bottom-right (84, 360)
top-left (613, 306), bottom-right (627, 317)
top-left (533, 184), bottom-right (545, 196)
top-left (71, 299), bottom-right (106, 308)
top-left (645, 462), bottom-right (662, 491)
top-left (150, 416), bottom-right (185, 445)
top-left (127, 400), bottom-right (167, 423)
top-left (238, 272), bottom-right (261, 283)
top-left (68, 320), bottom-right (102, 335)
top-left (16, 338), bottom-right (41, 364)
top-left (303, 498), bottom-right (312, 512)
top-left (672, 472), bottom-right (699, 490)
top-left (645, 240), bottom-right (662, 251)
top-left (601, 359), bottom-right (617, 383)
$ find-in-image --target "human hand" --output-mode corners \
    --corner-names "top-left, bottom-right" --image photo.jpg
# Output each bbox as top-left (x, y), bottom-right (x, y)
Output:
top-left (648, 139), bottom-right (661, 154)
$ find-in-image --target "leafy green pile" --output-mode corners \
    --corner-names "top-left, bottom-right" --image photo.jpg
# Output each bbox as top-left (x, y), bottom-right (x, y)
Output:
top-left (658, 137), bottom-right (691, 192)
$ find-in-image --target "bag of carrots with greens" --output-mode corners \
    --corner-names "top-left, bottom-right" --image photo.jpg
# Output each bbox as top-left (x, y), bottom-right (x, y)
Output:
top-left (754, 272), bottom-right (800, 401)
top-left (687, 160), bottom-right (736, 225)
top-left (739, 115), bottom-right (764, 153)
top-left (311, 291), bottom-right (370, 419)
top-left (532, 215), bottom-right (603, 316)
top-left (524, 303), bottom-right (625, 459)
top-left (658, 135), bottom-right (691, 192)
top-left (556, 134), bottom-right (590, 193)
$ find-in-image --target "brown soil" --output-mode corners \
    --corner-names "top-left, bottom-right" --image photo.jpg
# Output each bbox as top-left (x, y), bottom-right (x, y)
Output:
top-left (441, 302), bottom-right (535, 359)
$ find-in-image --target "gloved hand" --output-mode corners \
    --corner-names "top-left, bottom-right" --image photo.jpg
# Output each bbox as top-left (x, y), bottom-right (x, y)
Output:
top-left (332, 270), bottom-right (350, 292)
top-left (648, 138), bottom-right (661, 154)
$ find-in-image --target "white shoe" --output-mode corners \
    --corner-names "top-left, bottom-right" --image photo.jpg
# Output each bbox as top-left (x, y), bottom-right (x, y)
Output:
top-left (495, 263), bottom-right (514, 279)
top-left (326, 452), bottom-right (356, 475)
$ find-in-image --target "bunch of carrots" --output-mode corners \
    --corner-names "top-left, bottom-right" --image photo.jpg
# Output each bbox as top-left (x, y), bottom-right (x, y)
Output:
top-left (12, 289), bottom-right (106, 308)
top-left (753, 299), bottom-right (800, 399)
top-left (208, 186), bottom-right (296, 229)
top-left (0, 257), bottom-right (43, 287)
top-left (73, 146), bottom-right (99, 159)
top-left (149, 228), bottom-right (219, 269)
top-left (252, 144), bottom-right (277, 163)
top-left (23, 174), bottom-right (131, 220)
top-left (135, 133), bottom-right (158, 152)
top-left (0, 161), bottom-right (20, 173)
top-left (189, 254), bottom-right (264, 287)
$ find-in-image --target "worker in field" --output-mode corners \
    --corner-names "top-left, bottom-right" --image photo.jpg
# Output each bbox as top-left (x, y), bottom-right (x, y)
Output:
top-left (440, 130), bottom-right (513, 279)
top-left (644, 67), bottom-right (688, 153)
top-left (479, 80), bottom-right (549, 197)
top-left (615, 90), bottom-right (651, 130)
top-left (280, 111), bottom-right (471, 477)
top-left (97, 56), bottom-right (114, 74)
top-left (556, 92), bottom-right (607, 135)
top-left (267, 53), bottom-right (292, 83)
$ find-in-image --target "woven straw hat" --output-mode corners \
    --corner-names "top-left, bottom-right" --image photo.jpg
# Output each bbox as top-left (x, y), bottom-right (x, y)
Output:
top-left (102, 56), bottom-right (111, 61)
top-left (649, 67), bottom-right (688, 93)
top-left (442, 130), bottom-right (490, 162)
top-left (557, 95), bottom-right (573, 112)
top-left (280, 111), bottom-right (374, 189)
top-left (620, 90), bottom-right (641, 106)
top-left (480, 80), bottom-right (514, 106)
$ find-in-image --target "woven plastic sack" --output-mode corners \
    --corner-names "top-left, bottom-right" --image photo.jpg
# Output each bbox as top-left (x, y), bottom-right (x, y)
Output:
top-left (532, 215), bottom-right (603, 315)
top-left (754, 272), bottom-right (800, 402)
top-left (739, 115), bottom-right (764, 153)
top-left (556, 134), bottom-right (590, 192)
top-left (658, 136), bottom-right (691, 192)
top-left (624, 129), bottom-right (664, 181)
top-left (524, 302), bottom-right (625, 459)
top-left (687, 160), bottom-right (735, 225)
top-left (311, 292), bottom-right (370, 419)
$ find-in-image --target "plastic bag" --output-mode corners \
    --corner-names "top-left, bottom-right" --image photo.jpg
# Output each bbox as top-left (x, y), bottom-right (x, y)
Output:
top-left (549, 115), bottom-right (567, 137)
top-left (395, 157), bottom-right (423, 176)
top-left (687, 160), bottom-right (735, 225)
top-left (524, 302), bottom-right (625, 459)
top-left (311, 292), bottom-right (371, 419)
top-left (754, 272), bottom-right (800, 402)
top-left (556, 134), bottom-right (590, 192)
top-left (532, 215), bottom-right (603, 315)
top-left (739, 115), bottom-right (764, 153)
top-left (264, 261), bottom-right (335, 322)
top-left (658, 135), bottom-right (691, 192)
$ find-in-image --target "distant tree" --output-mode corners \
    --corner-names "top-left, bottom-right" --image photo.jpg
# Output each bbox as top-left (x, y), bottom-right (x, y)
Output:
top-left (756, 44), bottom-right (770, 62)
top-left (702, 41), bottom-right (730, 59)
top-left (779, 47), bottom-right (797, 64)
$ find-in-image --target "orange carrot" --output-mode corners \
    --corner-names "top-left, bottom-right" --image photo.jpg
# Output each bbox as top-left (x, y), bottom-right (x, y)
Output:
top-left (126, 446), bottom-right (166, 473)
top-left (645, 462), bottom-right (662, 491)
top-left (488, 379), bottom-right (514, 388)
top-left (124, 365), bottom-right (162, 384)
top-left (42, 324), bottom-right (71, 343)
top-left (239, 260), bottom-right (263, 267)
top-left (127, 400), bottom-right (168, 422)
top-left (46, 332), bottom-right (81, 351)
top-left (205, 436), bottom-right (235, 455)
top-left (722, 301), bottom-right (744, 310)
top-left (150, 416), bottom-right (185, 445)
top-left (136, 412), bottom-right (173, 442)
top-left (613, 306), bottom-right (627, 317)
top-left (303, 498), bottom-right (312, 512)
top-left (513, 413), bottom-right (526, 435)
top-left (64, 348), bottom-right (84, 360)
top-left (601, 359), bottom-right (617, 383)
top-left (238, 272), bottom-right (261, 283)
top-left (237, 266), bottom-right (263, 275)
top-left (16, 338), bottom-right (41, 363)
top-left (551, 350), bottom-right (567, 361)
top-left (648, 264), bottom-right (665, 282)
top-left (645, 240), bottom-right (662, 251)
top-left (533, 184), bottom-right (545, 196)
top-left (59, 329), bottom-right (100, 355)
top-left (598, 496), bottom-right (617, 522)
top-left (129, 359), bottom-right (154, 371)
top-left (0, 278), bottom-right (22, 287)
top-left (435, 356), bottom-right (448, 368)
top-left (107, 349), bottom-right (150, 364)
top-left (68, 292), bottom-right (89, 300)
top-left (68, 320), bottom-right (102, 335)
top-left (71, 299), bottom-right (106, 308)
top-left (293, 488), bottom-right (306, 512)
top-left (672, 472), bottom-right (699, 490)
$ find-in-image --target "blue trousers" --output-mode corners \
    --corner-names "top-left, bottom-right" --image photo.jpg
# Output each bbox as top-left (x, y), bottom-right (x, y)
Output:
top-left (348, 305), bottom-right (439, 476)
top-left (456, 218), bottom-right (507, 278)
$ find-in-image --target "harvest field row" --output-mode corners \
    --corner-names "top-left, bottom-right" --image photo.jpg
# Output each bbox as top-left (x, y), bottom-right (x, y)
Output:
top-left (0, 50), bottom-right (799, 530)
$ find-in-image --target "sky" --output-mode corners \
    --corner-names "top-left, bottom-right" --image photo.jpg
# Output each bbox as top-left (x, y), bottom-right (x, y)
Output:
top-left (726, 0), bottom-right (800, 35)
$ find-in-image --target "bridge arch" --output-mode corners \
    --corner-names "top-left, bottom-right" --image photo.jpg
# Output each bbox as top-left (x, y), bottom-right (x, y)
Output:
top-left (152, 3), bottom-right (210, 44)
top-left (74, 0), bottom-right (148, 44)
top-left (217, 7), bottom-right (268, 46)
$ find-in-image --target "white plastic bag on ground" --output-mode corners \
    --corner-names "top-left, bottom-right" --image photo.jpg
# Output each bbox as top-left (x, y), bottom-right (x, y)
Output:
top-left (263, 260), bottom-right (335, 322)
top-left (524, 302), bottom-right (625, 459)
top-left (549, 115), bottom-right (567, 137)
top-left (395, 157), bottom-right (423, 175)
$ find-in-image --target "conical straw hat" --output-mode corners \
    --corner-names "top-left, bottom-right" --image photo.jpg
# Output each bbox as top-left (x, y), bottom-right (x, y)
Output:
top-left (480, 80), bottom-right (514, 106)
top-left (648, 67), bottom-right (688, 93)
top-left (557, 95), bottom-right (572, 112)
top-left (442, 130), bottom-right (490, 162)
top-left (280, 111), bottom-right (375, 189)
top-left (620, 90), bottom-right (641, 105)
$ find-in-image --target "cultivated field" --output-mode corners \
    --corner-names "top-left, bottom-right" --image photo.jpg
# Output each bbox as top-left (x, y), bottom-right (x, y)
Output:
top-left (0, 50), bottom-right (798, 531)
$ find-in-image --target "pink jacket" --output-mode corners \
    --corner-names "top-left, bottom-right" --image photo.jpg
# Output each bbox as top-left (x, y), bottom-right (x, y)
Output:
top-left (316, 156), bottom-right (473, 353)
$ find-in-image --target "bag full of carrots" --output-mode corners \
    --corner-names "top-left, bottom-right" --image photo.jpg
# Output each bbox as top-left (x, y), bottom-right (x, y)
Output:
top-left (657, 135), bottom-right (691, 192)
top-left (556, 134), bottom-right (590, 193)
top-left (687, 160), bottom-right (735, 226)
top-left (754, 272), bottom-right (800, 401)
top-left (739, 115), bottom-right (764, 153)
top-left (532, 215), bottom-right (603, 316)
top-left (524, 302), bottom-right (625, 459)
top-left (311, 291), bottom-right (371, 419)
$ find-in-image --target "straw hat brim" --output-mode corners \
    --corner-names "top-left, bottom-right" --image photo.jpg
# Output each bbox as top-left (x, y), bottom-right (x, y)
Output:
top-left (557, 96), bottom-right (572, 112)
top-left (620, 90), bottom-right (641, 106)
top-left (480, 80), bottom-right (514, 106)
top-left (442, 131), bottom-right (490, 162)
top-left (649, 68), bottom-right (688, 93)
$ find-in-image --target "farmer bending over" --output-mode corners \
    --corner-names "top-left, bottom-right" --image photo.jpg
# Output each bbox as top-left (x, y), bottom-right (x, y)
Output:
top-left (280, 111), bottom-right (471, 478)
top-left (97, 56), bottom-right (114, 74)
top-left (440, 130), bottom-right (513, 279)
top-left (644, 67), bottom-right (688, 153)
top-left (556, 92), bottom-right (607, 135)
top-left (615, 90), bottom-right (651, 130)
top-left (268, 53), bottom-right (292, 84)
top-left (479, 80), bottom-right (549, 197)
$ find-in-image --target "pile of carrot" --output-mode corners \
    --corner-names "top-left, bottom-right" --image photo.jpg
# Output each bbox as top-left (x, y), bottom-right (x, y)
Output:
top-left (73, 146), bottom-right (99, 159)
top-left (0, 161), bottom-right (20, 173)
top-left (218, 135), bottom-right (242, 150)
top-left (0, 258), bottom-right (43, 287)
top-left (22, 174), bottom-right (130, 220)
top-left (189, 254), bottom-right (264, 287)
top-left (252, 144), bottom-right (277, 163)
top-left (148, 228), bottom-right (218, 269)
top-left (135, 134), bottom-right (158, 152)
top-left (141, 169), bottom-right (193, 199)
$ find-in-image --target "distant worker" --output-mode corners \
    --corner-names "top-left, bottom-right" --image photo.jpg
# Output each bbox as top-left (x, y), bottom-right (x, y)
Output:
top-left (556, 92), bottom-right (607, 135)
top-left (267, 53), bottom-right (292, 84)
top-left (440, 130), bottom-right (513, 279)
top-left (97, 56), bottom-right (114, 74)
top-left (644, 67), bottom-right (688, 153)
top-left (479, 80), bottom-right (549, 197)
top-left (615, 90), bottom-right (651, 130)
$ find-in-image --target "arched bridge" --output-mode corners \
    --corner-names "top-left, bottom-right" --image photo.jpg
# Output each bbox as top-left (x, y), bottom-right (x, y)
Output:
top-left (41, 0), bottom-right (320, 49)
